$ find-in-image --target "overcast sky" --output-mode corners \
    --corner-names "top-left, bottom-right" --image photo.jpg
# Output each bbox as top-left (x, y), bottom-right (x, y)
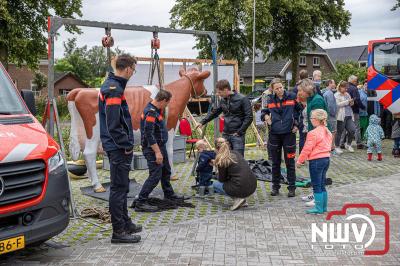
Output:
top-left (54, 0), bottom-right (400, 58)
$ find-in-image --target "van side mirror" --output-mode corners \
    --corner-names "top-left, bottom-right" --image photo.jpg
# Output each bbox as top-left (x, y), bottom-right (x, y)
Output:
top-left (20, 90), bottom-right (37, 116)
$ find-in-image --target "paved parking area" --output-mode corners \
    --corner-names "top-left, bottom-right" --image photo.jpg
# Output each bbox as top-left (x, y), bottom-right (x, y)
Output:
top-left (1, 141), bottom-right (399, 265)
top-left (54, 141), bottom-right (400, 246)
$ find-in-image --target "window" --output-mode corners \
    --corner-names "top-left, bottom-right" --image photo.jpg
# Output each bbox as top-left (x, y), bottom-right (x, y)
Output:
top-left (299, 56), bottom-right (306, 66)
top-left (373, 42), bottom-right (400, 79)
top-left (239, 77), bottom-right (244, 84)
top-left (60, 89), bottom-right (72, 97)
top-left (359, 61), bottom-right (367, 67)
top-left (0, 67), bottom-right (28, 114)
top-left (313, 57), bottom-right (320, 66)
top-left (30, 80), bottom-right (37, 91)
top-left (30, 80), bottom-right (41, 97)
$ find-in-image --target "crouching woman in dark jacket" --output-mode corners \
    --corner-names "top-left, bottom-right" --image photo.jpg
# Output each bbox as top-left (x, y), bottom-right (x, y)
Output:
top-left (212, 138), bottom-right (257, 211)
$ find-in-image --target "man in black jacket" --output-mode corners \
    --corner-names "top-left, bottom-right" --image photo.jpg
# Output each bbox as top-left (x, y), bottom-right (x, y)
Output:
top-left (198, 80), bottom-right (253, 156)
top-left (261, 78), bottom-right (302, 197)
top-left (341, 75), bottom-right (365, 149)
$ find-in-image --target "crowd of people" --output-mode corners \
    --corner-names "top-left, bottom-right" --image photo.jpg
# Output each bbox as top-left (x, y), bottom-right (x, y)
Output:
top-left (255, 70), bottom-right (396, 160)
top-left (99, 54), bottom-right (391, 244)
top-left (199, 69), bottom-right (392, 216)
top-left (251, 69), bottom-right (393, 213)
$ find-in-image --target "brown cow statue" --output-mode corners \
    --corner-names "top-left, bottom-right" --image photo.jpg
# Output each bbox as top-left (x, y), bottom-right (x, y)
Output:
top-left (67, 68), bottom-right (210, 191)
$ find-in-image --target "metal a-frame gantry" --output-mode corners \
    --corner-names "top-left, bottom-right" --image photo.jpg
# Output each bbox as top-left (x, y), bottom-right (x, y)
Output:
top-left (46, 17), bottom-right (219, 226)
top-left (47, 16), bottom-right (219, 139)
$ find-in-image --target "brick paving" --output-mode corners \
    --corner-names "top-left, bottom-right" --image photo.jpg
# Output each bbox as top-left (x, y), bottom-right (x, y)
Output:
top-left (1, 141), bottom-right (400, 265)
top-left (53, 140), bottom-right (400, 246)
top-left (2, 172), bottom-right (399, 265)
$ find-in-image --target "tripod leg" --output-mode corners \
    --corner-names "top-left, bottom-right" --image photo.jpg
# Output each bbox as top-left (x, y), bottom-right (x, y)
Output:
top-left (52, 99), bottom-right (77, 218)
top-left (53, 99), bottom-right (110, 230)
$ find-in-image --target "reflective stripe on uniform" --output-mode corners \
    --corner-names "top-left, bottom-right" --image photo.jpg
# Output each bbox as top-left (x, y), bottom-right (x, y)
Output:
top-left (282, 100), bottom-right (295, 106)
top-left (286, 153), bottom-right (296, 159)
top-left (106, 97), bottom-right (122, 105)
top-left (268, 100), bottom-right (295, 109)
top-left (146, 116), bottom-right (156, 123)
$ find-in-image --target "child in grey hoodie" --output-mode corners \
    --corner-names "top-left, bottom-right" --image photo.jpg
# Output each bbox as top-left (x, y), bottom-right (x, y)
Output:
top-left (365, 115), bottom-right (385, 161)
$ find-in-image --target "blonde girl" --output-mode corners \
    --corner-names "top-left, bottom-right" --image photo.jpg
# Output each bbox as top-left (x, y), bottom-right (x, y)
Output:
top-left (297, 109), bottom-right (332, 214)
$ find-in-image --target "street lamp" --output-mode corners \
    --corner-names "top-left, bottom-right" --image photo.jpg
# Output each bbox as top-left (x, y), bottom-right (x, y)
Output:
top-left (251, 0), bottom-right (256, 91)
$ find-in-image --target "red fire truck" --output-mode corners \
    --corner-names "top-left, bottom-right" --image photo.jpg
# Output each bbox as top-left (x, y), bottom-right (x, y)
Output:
top-left (0, 62), bottom-right (70, 255)
top-left (367, 37), bottom-right (400, 112)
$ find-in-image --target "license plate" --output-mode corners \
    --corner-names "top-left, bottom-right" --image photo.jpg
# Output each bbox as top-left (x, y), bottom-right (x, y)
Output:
top-left (0, 236), bottom-right (25, 255)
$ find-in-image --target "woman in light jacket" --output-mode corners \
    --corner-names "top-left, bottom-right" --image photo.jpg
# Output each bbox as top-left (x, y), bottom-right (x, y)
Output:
top-left (335, 81), bottom-right (356, 154)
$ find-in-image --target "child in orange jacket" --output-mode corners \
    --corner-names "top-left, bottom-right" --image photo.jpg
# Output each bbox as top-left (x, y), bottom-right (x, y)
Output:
top-left (296, 109), bottom-right (332, 214)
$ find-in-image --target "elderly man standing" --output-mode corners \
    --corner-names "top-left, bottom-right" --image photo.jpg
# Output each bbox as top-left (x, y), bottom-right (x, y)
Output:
top-left (359, 82), bottom-right (369, 142)
top-left (312, 70), bottom-right (323, 96)
top-left (323, 79), bottom-right (338, 150)
top-left (345, 75), bottom-right (365, 149)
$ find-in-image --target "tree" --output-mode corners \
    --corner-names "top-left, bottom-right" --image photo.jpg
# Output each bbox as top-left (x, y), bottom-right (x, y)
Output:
top-left (326, 61), bottom-right (367, 84)
top-left (56, 38), bottom-right (93, 83)
top-left (267, 1), bottom-right (351, 84)
top-left (54, 58), bottom-right (75, 73)
top-left (0, 0), bottom-right (82, 70)
top-left (33, 71), bottom-right (47, 92)
top-left (392, 0), bottom-right (400, 10)
top-left (170, 0), bottom-right (272, 64)
top-left (170, 0), bottom-right (351, 84)
top-left (55, 38), bottom-right (125, 87)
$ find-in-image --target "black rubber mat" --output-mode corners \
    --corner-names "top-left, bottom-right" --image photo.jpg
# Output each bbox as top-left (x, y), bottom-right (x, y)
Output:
top-left (80, 180), bottom-right (164, 201)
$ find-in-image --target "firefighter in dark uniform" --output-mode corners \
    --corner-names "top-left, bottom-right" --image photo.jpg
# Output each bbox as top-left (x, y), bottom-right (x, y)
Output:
top-left (99, 54), bottom-right (142, 244)
top-left (135, 90), bottom-right (185, 212)
top-left (262, 78), bottom-right (302, 197)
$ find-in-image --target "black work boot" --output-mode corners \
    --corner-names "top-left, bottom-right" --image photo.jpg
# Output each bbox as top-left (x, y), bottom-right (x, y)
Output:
top-left (125, 222), bottom-right (143, 234)
top-left (270, 188), bottom-right (280, 196)
top-left (135, 200), bottom-right (158, 212)
top-left (288, 188), bottom-right (296, 197)
top-left (111, 231), bottom-right (141, 244)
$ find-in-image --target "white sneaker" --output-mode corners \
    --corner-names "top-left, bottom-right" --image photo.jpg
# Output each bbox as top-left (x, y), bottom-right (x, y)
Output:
top-left (334, 147), bottom-right (343, 155)
top-left (302, 193), bottom-right (314, 202)
top-left (305, 200), bottom-right (315, 207)
top-left (230, 198), bottom-right (246, 211)
top-left (345, 144), bottom-right (354, 153)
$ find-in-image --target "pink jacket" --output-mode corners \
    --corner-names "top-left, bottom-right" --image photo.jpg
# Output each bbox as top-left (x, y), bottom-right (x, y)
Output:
top-left (297, 125), bottom-right (332, 164)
